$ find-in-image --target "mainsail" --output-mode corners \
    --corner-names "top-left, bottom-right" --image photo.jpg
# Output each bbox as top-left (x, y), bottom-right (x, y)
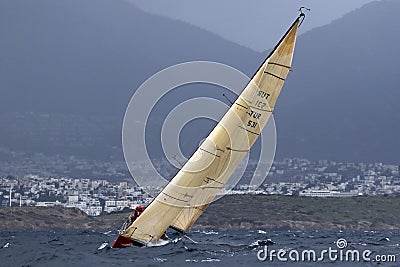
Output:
top-left (112, 12), bottom-right (304, 247)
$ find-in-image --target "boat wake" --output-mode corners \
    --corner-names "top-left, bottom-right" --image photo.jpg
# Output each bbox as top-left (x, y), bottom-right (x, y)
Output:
top-left (97, 242), bottom-right (109, 251)
top-left (147, 238), bottom-right (172, 247)
top-left (1, 242), bottom-right (10, 249)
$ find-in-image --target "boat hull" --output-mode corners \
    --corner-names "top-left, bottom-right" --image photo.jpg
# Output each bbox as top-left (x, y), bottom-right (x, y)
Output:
top-left (111, 234), bottom-right (145, 248)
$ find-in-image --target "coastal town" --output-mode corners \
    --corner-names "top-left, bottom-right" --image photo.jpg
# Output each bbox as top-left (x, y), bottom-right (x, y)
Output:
top-left (1, 156), bottom-right (399, 216)
top-left (0, 175), bottom-right (154, 216)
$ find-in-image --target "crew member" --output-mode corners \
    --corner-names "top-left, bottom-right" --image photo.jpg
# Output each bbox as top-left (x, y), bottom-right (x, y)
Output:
top-left (134, 205), bottom-right (144, 218)
top-left (129, 205), bottom-right (145, 225)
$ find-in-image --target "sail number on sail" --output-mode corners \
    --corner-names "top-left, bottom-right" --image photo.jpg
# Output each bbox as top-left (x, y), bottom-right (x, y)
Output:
top-left (257, 90), bottom-right (271, 100)
top-left (247, 110), bottom-right (262, 128)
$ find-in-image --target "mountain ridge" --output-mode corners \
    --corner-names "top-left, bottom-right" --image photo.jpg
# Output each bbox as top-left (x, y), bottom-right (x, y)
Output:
top-left (0, 0), bottom-right (399, 164)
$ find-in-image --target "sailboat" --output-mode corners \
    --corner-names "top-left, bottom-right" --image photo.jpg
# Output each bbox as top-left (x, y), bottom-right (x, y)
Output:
top-left (112, 10), bottom-right (306, 248)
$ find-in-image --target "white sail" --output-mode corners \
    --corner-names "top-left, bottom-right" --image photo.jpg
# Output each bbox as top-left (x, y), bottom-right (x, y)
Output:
top-left (121, 15), bottom-right (302, 245)
top-left (171, 17), bottom-right (301, 232)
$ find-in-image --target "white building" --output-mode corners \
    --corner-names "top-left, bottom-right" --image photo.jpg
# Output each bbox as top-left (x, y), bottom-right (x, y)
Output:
top-left (299, 190), bottom-right (359, 197)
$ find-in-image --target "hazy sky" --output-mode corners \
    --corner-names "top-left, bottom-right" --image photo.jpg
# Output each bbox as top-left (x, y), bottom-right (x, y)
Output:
top-left (130, 0), bottom-right (378, 51)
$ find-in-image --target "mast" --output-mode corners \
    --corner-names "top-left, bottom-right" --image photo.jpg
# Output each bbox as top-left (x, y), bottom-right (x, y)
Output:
top-left (113, 12), bottom-right (305, 247)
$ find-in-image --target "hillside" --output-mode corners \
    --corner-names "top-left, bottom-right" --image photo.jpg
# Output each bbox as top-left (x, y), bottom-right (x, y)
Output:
top-left (276, 0), bottom-right (400, 163)
top-left (0, 0), bottom-right (259, 116)
top-left (0, 0), bottom-right (399, 163)
top-left (0, 0), bottom-right (259, 160)
top-left (1, 195), bottom-right (399, 231)
top-left (195, 195), bottom-right (400, 231)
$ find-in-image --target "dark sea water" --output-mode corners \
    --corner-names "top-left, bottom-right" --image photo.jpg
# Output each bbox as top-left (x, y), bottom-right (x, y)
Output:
top-left (0, 230), bottom-right (399, 266)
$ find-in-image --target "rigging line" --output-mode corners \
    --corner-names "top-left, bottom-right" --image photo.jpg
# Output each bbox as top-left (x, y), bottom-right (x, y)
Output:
top-left (199, 148), bottom-right (220, 158)
top-left (184, 234), bottom-right (198, 244)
